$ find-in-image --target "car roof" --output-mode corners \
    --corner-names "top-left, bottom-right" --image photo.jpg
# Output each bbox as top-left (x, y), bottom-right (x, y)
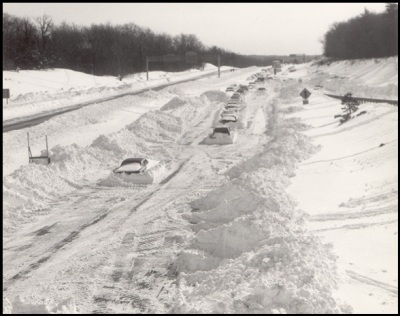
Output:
top-left (120, 158), bottom-right (147, 166)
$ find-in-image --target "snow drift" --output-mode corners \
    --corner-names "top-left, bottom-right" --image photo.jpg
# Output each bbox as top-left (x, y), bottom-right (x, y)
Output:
top-left (308, 57), bottom-right (398, 99)
top-left (3, 92), bottom-right (223, 234)
top-left (172, 88), bottom-right (350, 313)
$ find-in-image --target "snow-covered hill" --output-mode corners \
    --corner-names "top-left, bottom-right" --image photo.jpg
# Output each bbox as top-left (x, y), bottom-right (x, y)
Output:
top-left (306, 56), bottom-right (398, 99)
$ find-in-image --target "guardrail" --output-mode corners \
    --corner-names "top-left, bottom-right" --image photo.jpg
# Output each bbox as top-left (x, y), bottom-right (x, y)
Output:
top-left (325, 93), bottom-right (398, 106)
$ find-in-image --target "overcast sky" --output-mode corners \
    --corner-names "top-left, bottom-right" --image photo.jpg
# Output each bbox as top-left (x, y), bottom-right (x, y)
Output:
top-left (3, 3), bottom-right (388, 55)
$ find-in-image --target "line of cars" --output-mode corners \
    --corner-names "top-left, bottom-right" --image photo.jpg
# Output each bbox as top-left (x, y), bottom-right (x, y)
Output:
top-left (221, 84), bottom-right (247, 123)
top-left (203, 84), bottom-right (250, 145)
top-left (112, 72), bottom-right (263, 181)
top-left (247, 72), bottom-right (273, 90)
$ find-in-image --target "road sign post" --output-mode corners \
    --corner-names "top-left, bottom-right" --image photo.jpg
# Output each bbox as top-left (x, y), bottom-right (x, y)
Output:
top-left (218, 55), bottom-right (220, 78)
top-left (146, 57), bottom-right (149, 81)
top-left (3, 89), bottom-right (10, 104)
top-left (300, 88), bottom-right (311, 104)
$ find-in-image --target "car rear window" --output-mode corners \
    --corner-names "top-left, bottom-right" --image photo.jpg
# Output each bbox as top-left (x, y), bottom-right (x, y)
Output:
top-left (121, 158), bottom-right (143, 166)
top-left (213, 127), bottom-right (230, 135)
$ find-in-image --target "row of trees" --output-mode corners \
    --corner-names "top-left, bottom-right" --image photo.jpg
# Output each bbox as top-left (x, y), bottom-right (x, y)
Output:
top-left (3, 12), bottom-right (289, 76)
top-left (322, 3), bottom-right (398, 59)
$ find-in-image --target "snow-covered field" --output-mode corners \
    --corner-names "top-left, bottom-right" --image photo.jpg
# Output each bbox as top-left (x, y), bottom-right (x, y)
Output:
top-left (3, 58), bottom-right (398, 313)
top-left (2, 63), bottom-right (227, 122)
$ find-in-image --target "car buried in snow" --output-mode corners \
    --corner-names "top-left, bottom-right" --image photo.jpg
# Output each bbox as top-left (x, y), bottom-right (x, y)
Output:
top-left (231, 93), bottom-right (244, 101)
top-left (203, 126), bottom-right (238, 145)
top-left (221, 109), bottom-right (239, 116)
top-left (220, 114), bottom-right (238, 123)
top-left (113, 158), bottom-right (149, 175)
top-left (224, 105), bottom-right (241, 111)
top-left (227, 98), bottom-right (242, 104)
top-left (112, 157), bottom-right (166, 184)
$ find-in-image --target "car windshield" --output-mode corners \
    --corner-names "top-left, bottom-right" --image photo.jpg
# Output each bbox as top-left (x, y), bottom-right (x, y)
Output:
top-left (117, 161), bottom-right (143, 172)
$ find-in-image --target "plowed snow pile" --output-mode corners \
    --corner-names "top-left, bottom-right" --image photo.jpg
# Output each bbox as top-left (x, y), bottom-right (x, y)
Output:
top-left (172, 91), bottom-right (351, 313)
top-left (281, 58), bottom-right (397, 313)
top-left (3, 92), bottom-right (220, 234)
top-left (307, 57), bottom-right (398, 99)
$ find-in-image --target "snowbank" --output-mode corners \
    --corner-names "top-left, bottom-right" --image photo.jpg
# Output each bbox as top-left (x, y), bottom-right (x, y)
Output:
top-left (3, 92), bottom-right (222, 234)
top-left (172, 88), bottom-right (350, 313)
top-left (281, 70), bottom-right (398, 313)
top-left (308, 57), bottom-right (398, 99)
top-left (3, 109), bottom-right (179, 233)
top-left (160, 97), bottom-right (186, 111)
top-left (200, 90), bottom-right (228, 103)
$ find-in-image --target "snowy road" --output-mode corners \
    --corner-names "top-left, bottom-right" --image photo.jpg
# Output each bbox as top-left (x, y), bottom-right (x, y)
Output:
top-left (3, 68), bottom-right (231, 133)
top-left (4, 70), bottom-right (273, 313)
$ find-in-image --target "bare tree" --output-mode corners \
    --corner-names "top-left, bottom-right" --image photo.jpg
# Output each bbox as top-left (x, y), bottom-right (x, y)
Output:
top-left (34, 14), bottom-right (53, 50)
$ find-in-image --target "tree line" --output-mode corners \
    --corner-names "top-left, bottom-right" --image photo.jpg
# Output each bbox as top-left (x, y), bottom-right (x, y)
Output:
top-left (322, 3), bottom-right (398, 60)
top-left (3, 12), bottom-right (289, 76)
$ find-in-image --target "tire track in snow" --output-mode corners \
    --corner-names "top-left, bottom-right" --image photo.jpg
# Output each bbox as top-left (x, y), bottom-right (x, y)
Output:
top-left (3, 186), bottom-right (159, 290)
top-left (346, 270), bottom-right (398, 295)
top-left (4, 210), bottom-right (109, 290)
top-left (312, 219), bottom-right (397, 232)
top-left (310, 205), bottom-right (397, 222)
top-left (312, 108), bottom-right (398, 138)
top-left (300, 139), bottom-right (398, 166)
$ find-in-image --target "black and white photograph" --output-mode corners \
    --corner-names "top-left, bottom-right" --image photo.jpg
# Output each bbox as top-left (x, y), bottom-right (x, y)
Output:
top-left (2, 2), bottom-right (398, 314)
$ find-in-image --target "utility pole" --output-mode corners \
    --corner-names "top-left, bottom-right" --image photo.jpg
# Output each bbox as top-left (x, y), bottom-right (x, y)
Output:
top-left (218, 55), bottom-right (220, 78)
top-left (146, 57), bottom-right (149, 81)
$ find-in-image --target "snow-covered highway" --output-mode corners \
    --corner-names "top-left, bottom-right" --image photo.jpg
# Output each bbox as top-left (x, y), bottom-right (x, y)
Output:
top-left (3, 58), bottom-right (398, 313)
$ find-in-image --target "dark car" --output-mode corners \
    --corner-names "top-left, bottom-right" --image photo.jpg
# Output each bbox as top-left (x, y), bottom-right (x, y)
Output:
top-left (113, 158), bottom-right (149, 174)
top-left (258, 87), bottom-right (266, 91)
top-left (231, 92), bottom-right (243, 100)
